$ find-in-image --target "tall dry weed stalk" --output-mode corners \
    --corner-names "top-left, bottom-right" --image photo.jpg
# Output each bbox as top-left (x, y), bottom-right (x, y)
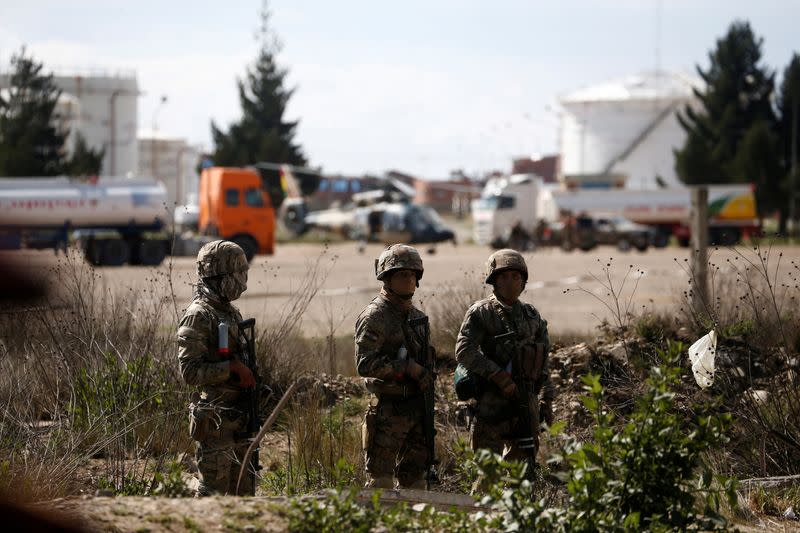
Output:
top-left (421, 267), bottom-right (486, 354)
top-left (676, 243), bottom-right (800, 476)
top-left (256, 249), bottom-right (336, 391)
top-left (0, 250), bottom-right (187, 500)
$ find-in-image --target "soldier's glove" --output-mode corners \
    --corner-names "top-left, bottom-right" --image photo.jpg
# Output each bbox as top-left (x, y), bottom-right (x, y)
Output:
top-left (406, 360), bottom-right (434, 392)
top-left (539, 402), bottom-right (554, 426)
top-left (489, 371), bottom-right (517, 398)
top-left (229, 360), bottom-right (256, 389)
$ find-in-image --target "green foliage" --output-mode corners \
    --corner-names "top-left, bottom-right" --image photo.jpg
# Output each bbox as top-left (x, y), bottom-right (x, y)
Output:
top-left (466, 341), bottom-right (737, 532)
top-left (261, 458), bottom-right (359, 496)
top-left (721, 318), bottom-right (756, 339)
top-left (97, 460), bottom-right (191, 497)
top-left (635, 313), bottom-right (676, 344)
top-left (551, 355), bottom-right (737, 531)
top-left (674, 21), bottom-right (780, 210)
top-left (66, 132), bottom-right (105, 177)
top-left (0, 47), bottom-right (67, 176)
top-left (70, 351), bottom-right (173, 429)
top-left (285, 487), bottom-right (479, 533)
top-left (287, 343), bottom-right (738, 532)
top-left (210, 2), bottom-right (307, 167)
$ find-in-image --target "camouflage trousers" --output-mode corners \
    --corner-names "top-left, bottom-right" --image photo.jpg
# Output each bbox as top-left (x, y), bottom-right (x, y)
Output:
top-left (362, 395), bottom-right (427, 487)
top-left (471, 395), bottom-right (540, 463)
top-left (190, 403), bottom-right (256, 496)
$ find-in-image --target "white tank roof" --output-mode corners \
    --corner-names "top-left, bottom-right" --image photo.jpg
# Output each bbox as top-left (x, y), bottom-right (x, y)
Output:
top-left (560, 71), bottom-right (702, 104)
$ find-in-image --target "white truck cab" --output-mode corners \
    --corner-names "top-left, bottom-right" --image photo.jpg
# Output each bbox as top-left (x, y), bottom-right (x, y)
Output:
top-left (471, 174), bottom-right (556, 247)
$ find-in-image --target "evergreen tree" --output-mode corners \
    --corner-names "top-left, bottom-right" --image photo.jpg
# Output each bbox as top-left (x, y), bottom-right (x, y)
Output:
top-left (778, 54), bottom-right (800, 232)
top-left (731, 120), bottom-right (783, 224)
top-left (66, 133), bottom-right (105, 177)
top-left (210, 2), bottom-right (307, 167)
top-left (0, 48), bottom-right (67, 176)
top-left (675, 21), bottom-right (778, 190)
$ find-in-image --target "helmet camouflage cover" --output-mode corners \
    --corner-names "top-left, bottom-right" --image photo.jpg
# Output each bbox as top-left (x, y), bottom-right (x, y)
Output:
top-left (485, 248), bottom-right (528, 284)
top-left (197, 240), bottom-right (248, 279)
top-left (375, 244), bottom-right (424, 281)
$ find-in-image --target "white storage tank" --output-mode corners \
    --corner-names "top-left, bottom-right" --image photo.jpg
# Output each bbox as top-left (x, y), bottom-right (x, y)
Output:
top-left (558, 71), bottom-right (701, 190)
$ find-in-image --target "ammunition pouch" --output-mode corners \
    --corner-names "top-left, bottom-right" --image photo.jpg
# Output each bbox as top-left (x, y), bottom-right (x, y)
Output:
top-left (365, 378), bottom-right (421, 399)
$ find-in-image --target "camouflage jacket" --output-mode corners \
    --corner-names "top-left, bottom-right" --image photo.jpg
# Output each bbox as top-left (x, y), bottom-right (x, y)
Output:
top-left (355, 293), bottom-right (431, 396)
top-left (455, 293), bottom-right (553, 410)
top-left (177, 282), bottom-right (247, 405)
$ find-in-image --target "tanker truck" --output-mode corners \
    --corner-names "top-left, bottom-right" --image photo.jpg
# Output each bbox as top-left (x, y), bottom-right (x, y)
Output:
top-left (0, 176), bottom-right (170, 266)
top-left (472, 174), bottom-right (760, 248)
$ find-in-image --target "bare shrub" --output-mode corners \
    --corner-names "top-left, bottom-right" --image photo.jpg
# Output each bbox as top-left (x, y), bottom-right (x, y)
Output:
top-left (420, 267), bottom-right (486, 355)
top-left (257, 250), bottom-right (335, 392)
top-left (0, 251), bottom-right (188, 500)
top-left (676, 244), bottom-right (800, 477)
top-left (261, 390), bottom-right (365, 494)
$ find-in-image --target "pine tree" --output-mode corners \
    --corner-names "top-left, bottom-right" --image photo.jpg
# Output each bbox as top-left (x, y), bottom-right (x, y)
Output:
top-left (675, 21), bottom-right (778, 190)
top-left (778, 54), bottom-right (800, 233)
top-left (210, 2), bottom-right (307, 167)
top-left (66, 133), bottom-right (105, 177)
top-left (0, 48), bottom-right (67, 176)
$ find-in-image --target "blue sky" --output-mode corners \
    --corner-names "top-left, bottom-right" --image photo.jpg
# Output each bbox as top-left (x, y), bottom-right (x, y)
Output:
top-left (1, 0), bottom-right (798, 177)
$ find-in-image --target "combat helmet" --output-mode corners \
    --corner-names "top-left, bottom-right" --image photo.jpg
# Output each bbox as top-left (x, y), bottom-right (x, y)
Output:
top-left (197, 240), bottom-right (248, 279)
top-left (485, 248), bottom-right (528, 284)
top-left (375, 244), bottom-right (424, 281)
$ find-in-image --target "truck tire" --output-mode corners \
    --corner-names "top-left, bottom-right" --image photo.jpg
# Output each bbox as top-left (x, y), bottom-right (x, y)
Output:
top-left (281, 204), bottom-right (308, 236)
top-left (653, 231), bottom-right (669, 248)
top-left (131, 239), bottom-right (167, 266)
top-left (100, 239), bottom-right (129, 266)
top-left (231, 235), bottom-right (257, 262)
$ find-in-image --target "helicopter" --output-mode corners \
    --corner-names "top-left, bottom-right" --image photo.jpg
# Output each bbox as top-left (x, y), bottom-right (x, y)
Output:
top-left (285, 181), bottom-right (457, 252)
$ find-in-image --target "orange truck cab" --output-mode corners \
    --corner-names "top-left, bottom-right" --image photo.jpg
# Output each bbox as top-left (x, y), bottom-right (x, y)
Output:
top-left (199, 167), bottom-right (275, 260)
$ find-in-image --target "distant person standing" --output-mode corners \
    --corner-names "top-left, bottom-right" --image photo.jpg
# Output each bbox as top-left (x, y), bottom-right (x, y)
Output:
top-left (455, 249), bottom-right (553, 472)
top-left (177, 240), bottom-right (259, 495)
top-left (354, 244), bottom-right (436, 489)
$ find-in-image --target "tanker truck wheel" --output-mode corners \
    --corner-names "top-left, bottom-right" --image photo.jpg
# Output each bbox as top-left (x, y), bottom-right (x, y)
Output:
top-left (616, 238), bottom-right (632, 252)
top-left (130, 239), bottom-right (167, 266)
top-left (99, 239), bottom-right (130, 266)
top-left (231, 235), bottom-right (257, 262)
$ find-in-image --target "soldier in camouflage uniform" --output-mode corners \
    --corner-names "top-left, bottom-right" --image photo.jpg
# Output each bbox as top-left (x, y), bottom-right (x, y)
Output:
top-left (455, 249), bottom-right (553, 465)
top-left (177, 240), bottom-right (259, 496)
top-left (355, 244), bottom-right (435, 490)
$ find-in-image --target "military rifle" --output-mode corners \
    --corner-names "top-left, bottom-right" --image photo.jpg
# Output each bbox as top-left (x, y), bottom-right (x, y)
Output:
top-left (511, 341), bottom-right (546, 475)
top-left (237, 318), bottom-right (261, 486)
top-left (408, 315), bottom-right (439, 490)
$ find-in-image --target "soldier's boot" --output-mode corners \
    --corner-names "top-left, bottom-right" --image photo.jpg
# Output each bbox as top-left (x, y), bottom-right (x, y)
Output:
top-left (365, 475), bottom-right (394, 489)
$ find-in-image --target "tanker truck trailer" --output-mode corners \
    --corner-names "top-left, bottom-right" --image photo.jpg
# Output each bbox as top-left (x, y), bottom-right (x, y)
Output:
top-left (0, 177), bottom-right (170, 266)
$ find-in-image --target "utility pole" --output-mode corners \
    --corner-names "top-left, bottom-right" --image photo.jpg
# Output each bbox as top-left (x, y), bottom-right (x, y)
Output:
top-left (690, 187), bottom-right (709, 313)
top-left (790, 97), bottom-right (798, 238)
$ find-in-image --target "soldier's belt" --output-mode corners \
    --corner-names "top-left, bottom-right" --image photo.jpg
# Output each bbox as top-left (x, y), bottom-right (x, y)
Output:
top-left (366, 380), bottom-right (421, 398)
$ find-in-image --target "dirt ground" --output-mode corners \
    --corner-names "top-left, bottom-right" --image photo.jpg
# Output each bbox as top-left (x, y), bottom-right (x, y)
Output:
top-left (6, 242), bottom-right (800, 340)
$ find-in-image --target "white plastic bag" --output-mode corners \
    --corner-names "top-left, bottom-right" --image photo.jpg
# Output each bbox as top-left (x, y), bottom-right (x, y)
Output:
top-left (688, 330), bottom-right (717, 389)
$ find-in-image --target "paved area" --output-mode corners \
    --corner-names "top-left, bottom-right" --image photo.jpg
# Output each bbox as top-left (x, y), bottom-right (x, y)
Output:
top-left (6, 242), bottom-right (799, 339)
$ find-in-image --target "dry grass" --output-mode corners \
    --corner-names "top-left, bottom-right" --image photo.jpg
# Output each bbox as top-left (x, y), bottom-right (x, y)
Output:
top-left (0, 247), bottom-right (341, 501)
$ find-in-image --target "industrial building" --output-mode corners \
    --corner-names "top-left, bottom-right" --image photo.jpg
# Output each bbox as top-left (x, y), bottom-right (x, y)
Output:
top-left (137, 131), bottom-right (201, 213)
top-left (558, 71), bottom-right (701, 190)
top-left (0, 71), bottom-right (140, 177)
